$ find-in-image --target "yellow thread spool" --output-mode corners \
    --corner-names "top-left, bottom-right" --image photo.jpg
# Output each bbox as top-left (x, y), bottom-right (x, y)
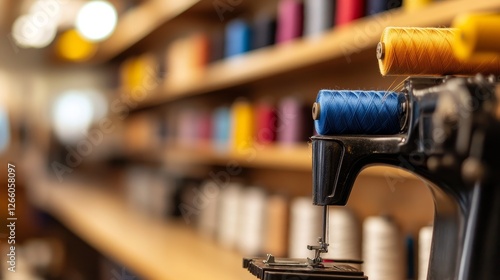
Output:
top-left (231, 99), bottom-right (254, 151)
top-left (377, 27), bottom-right (500, 76)
top-left (453, 14), bottom-right (500, 61)
top-left (403, 0), bottom-right (433, 12)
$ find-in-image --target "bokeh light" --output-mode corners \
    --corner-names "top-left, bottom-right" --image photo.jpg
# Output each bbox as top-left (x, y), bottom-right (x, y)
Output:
top-left (56, 29), bottom-right (97, 61)
top-left (75, 1), bottom-right (118, 42)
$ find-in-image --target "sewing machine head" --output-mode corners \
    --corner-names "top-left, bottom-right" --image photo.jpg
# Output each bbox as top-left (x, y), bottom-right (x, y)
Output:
top-left (244, 19), bottom-right (500, 278)
top-left (311, 75), bottom-right (500, 279)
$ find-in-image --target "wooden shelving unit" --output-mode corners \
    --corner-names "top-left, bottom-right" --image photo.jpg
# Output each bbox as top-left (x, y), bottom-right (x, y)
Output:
top-left (31, 179), bottom-right (255, 280)
top-left (157, 143), bottom-right (418, 180)
top-left (133, 0), bottom-right (500, 108)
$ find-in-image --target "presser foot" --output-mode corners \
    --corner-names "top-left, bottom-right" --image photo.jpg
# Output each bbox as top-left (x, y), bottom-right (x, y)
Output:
top-left (243, 255), bottom-right (367, 280)
top-left (307, 237), bottom-right (329, 267)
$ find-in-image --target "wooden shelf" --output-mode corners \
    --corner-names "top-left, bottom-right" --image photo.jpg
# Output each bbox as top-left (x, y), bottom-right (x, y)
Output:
top-left (163, 143), bottom-right (313, 171)
top-left (134, 0), bottom-right (500, 108)
top-left (31, 179), bottom-right (256, 280)
top-left (152, 143), bottom-right (417, 180)
top-left (91, 0), bottom-right (201, 63)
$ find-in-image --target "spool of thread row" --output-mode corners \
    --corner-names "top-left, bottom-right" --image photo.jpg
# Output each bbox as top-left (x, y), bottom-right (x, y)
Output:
top-left (313, 90), bottom-right (405, 135)
top-left (322, 207), bottom-right (361, 261)
top-left (237, 187), bottom-right (267, 256)
top-left (452, 14), bottom-right (500, 61)
top-left (418, 225), bottom-right (433, 280)
top-left (288, 197), bottom-right (323, 258)
top-left (377, 27), bottom-right (500, 76)
top-left (363, 216), bottom-right (405, 280)
top-left (231, 99), bottom-right (254, 151)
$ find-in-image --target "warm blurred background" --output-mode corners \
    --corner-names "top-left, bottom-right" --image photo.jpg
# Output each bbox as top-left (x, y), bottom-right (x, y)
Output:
top-left (0, 0), bottom-right (497, 279)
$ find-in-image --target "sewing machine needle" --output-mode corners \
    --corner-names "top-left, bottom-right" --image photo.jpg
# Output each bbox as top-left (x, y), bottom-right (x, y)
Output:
top-left (323, 205), bottom-right (329, 252)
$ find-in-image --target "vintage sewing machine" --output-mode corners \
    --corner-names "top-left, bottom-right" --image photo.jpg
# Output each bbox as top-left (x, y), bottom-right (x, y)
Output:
top-left (244, 75), bottom-right (500, 279)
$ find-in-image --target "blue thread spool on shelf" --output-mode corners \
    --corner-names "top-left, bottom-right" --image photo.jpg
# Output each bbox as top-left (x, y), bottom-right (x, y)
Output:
top-left (225, 19), bottom-right (252, 58)
top-left (213, 106), bottom-right (231, 151)
top-left (313, 90), bottom-right (406, 135)
top-left (0, 106), bottom-right (10, 153)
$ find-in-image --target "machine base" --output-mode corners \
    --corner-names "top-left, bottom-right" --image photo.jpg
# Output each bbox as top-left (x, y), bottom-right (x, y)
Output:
top-left (243, 258), bottom-right (368, 280)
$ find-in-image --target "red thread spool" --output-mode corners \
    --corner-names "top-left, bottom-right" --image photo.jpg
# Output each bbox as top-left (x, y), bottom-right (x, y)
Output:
top-left (255, 101), bottom-right (277, 145)
top-left (336, 0), bottom-right (365, 26)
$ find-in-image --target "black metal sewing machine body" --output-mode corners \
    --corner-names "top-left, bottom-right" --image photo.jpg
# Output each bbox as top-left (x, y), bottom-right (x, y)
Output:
top-left (312, 76), bottom-right (500, 280)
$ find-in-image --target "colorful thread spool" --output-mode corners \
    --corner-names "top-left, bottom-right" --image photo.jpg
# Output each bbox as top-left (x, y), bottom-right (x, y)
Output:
top-left (177, 109), bottom-right (198, 146)
top-left (403, 0), bottom-right (433, 11)
top-left (366, 0), bottom-right (401, 16)
top-left (313, 90), bottom-right (405, 135)
top-left (263, 195), bottom-right (289, 257)
top-left (406, 235), bottom-right (415, 279)
top-left (452, 14), bottom-right (500, 61)
top-left (276, 0), bottom-right (303, 43)
top-left (363, 216), bottom-right (405, 280)
top-left (218, 183), bottom-right (244, 249)
top-left (225, 19), bottom-right (252, 58)
top-left (197, 180), bottom-right (220, 238)
top-left (213, 106), bottom-right (231, 152)
top-left (167, 33), bottom-right (209, 82)
top-left (418, 225), bottom-right (433, 280)
top-left (231, 99), bottom-right (254, 151)
top-left (335, 0), bottom-right (364, 26)
top-left (277, 97), bottom-right (310, 144)
top-left (304, 0), bottom-right (334, 37)
top-left (253, 12), bottom-right (277, 49)
top-left (255, 100), bottom-right (277, 145)
top-left (197, 109), bottom-right (212, 143)
top-left (377, 27), bottom-right (500, 76)
top-left (0, 105), bottom-right (10, 153)
top-left (209, 29), bottom-right (225, 63)
top-left (237, 187), bottom-right (267, 256)
top-left (289, 197), bottom-right (322, 258)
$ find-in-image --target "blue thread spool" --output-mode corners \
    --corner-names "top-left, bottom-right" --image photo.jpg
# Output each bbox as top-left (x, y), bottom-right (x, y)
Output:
top-left (0, 106), bottom-right (10, 153)
top-left (225, 19), bottom-right (252, 58)
top-left (366, 0), bottom-right (401, 15)
top-left (213, 106), bottom-right (231, 151)
top-left (313, 90), bottom-right (405, 135)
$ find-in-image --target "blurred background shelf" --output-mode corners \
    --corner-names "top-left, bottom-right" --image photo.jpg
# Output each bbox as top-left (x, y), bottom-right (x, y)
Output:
top-left (91, 0), bottom-right (201, 63)
top-left (135, 0), bottom-right (500, 109)
top-left (124, 143), bottom-right (418, 180)
top-left (30, 179), bottom-right (255, 280)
